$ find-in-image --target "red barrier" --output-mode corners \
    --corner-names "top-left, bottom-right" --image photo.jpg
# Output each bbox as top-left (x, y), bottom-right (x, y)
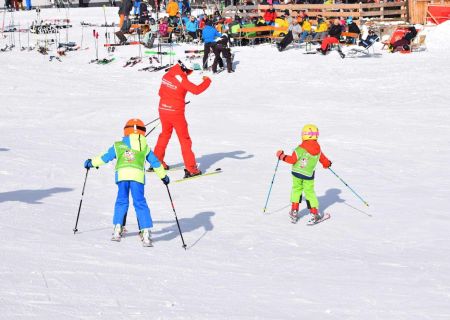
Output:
top-left (427, 5), bottom-right (450, 25)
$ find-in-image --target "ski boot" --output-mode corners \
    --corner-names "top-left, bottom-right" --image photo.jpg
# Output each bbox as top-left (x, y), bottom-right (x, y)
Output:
top-left (111, 224), bottom-right (123, 242)
top-left (140, 228), bottom-right (153, 247)
top-left (115, 30), bottom-right (127, 44)
top-left (289, 210), bottom-right (299, 224)
top-left (309, 208), bottom-right (323, 224)
top-left (183, 168), bottom-right (202, 179)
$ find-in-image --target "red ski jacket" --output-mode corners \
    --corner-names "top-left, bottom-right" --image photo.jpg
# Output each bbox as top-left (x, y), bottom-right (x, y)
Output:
top-left (264, 10), bottom-right (276, 22)
top-left (158, 64), bottom-right (211, 114)
top-left (283, 140), bottom-right (331, 168)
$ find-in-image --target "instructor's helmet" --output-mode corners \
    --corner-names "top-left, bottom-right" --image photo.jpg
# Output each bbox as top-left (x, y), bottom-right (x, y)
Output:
top-left (178, 60), bottom-right (193, 75)
top-left (124, 118), bottom-right (146, 136)
top-left (302, 124), bottom-right (319, 141)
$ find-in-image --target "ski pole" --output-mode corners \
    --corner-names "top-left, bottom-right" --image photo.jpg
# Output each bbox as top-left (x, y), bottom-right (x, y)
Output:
top-left (145, 121), bottom-right (160, 137)
top-left (73, 168), bottom-right (90, 234)
top-left (95, 30), bottom-right (99, 61)
top-left (165, 185), bottom-right (187, 250)
top-left (263, 158), bottom-right (280, 213)
top-left (328, 167), bottom-right (369, 207)
top-left (144, 117), bottom-right (160, 127)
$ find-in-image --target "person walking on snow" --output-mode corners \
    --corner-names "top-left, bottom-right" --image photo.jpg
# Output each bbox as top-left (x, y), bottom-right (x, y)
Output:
top-left (84, 119), bottom-right (170, 247)
top-left (153, 61), bottom-right (211, 178)
top-left (276, 124), bottom-right (332, 223)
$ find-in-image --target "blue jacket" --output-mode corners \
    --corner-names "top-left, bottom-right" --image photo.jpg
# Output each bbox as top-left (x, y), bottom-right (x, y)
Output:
top-left (202, 25), bottom-right (221, 44)
top-left (185, 19), bottom-right (198, 32)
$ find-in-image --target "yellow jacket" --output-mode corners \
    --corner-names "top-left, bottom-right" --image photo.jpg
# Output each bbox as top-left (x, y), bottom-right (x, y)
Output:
top-left (166, 1), bottom-right (179, 17)
top-left (302, 20), bottom-right (312, 32)
top-left (316, 22), bottom-right (328, 33)
top-left (273, 18), bottom-right (289, 37)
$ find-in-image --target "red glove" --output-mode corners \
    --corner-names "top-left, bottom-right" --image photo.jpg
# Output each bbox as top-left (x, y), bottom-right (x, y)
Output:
top-left (323, 160), bottom-right (332, 169)
top-left (276, 150), bottom-right (284, 160)
top-left (202, 76), bottom-right (211, 82)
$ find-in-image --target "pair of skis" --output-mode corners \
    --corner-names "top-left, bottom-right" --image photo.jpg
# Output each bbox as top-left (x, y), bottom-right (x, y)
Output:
top-left (147, 166), bottom-right (223, 183)
top-left (123, 56), bottom-right (142, 67)
top-left (138, 64), bottom-right (170, 72)
top-left (89, 57), bottom-right (115, 65)
top-left (290, 212), bottom-right (331, 226)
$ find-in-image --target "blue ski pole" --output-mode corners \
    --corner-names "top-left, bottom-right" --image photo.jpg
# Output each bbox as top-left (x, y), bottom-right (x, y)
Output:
top-left (263, 159), bottom-right (280, 213)
top-left (328, 167), bottom-right (369, 207)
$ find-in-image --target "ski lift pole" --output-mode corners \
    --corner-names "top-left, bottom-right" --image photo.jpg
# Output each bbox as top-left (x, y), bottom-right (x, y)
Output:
top-left (263, 158), bottom-right (280, 213)
top-left (328, 167), bottom-right (369, 207)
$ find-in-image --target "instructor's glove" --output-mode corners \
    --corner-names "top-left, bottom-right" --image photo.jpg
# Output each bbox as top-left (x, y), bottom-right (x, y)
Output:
top-left (202, 76), bottom-right (211, 81)
top-left (323, 161), bottom-right (332, 169)
top-left (84, 159), bottom-right (94, 169)
top-left (276, 150), bottom-right (285, 160)
top-left (161, 175), bottom-right (170, 185)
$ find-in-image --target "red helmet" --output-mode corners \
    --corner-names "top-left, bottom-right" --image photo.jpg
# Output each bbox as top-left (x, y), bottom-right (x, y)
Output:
top-left (124, 118), bottom-right (146, 136)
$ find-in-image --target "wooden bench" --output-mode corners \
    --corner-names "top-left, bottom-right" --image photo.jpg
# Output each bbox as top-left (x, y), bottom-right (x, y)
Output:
top-left (234, 26), bottom-right (288, 46)
top-left (341, 32), bottom-right (360, 45)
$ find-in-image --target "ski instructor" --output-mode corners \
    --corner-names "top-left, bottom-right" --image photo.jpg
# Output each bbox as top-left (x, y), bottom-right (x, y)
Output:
top-left (153, 60), bottom-right (211, 178)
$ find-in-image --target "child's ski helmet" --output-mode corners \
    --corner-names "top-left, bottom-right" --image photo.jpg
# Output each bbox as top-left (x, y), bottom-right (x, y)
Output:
top-left (124, 118), bottom-right (146, 136)
top-left (302, 124), bottom-right (319, 141)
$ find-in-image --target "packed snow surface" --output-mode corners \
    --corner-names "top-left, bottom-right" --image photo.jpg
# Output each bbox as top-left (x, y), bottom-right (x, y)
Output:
top-left (1, 7), bottom-right (450, 320)
top-left (425, 20), bottom-right (450, 52)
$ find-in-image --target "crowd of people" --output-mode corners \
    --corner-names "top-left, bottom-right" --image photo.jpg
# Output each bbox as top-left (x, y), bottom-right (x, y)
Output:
top-left (4, 0), bottom-right (31, 11)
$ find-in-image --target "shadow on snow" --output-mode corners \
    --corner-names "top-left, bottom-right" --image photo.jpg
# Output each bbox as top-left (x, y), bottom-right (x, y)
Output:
top-left (153, 211), bottom-right (215, 248)
top-left (298, 188), bottom-right (346, 219)
top-left (170, 150), bottom-right (253, 172)
top-left (0, 187), bottom-right (73, 204)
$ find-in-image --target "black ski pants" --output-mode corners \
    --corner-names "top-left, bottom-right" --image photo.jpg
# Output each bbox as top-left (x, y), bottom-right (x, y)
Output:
top-left (203, 42), bottom-right (220, 69)
top-left (278, 31), bottom-right (293, 50)
top-left (212, 46), bottom-right (232, 72)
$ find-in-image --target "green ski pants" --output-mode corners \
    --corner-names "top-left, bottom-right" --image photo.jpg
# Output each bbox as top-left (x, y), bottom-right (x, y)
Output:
top-left (290, 176), bottom-right (319, 209)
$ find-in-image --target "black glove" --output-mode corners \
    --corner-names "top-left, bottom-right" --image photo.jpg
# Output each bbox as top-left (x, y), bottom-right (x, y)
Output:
top-left (161, 175), bottom-right (170, 185)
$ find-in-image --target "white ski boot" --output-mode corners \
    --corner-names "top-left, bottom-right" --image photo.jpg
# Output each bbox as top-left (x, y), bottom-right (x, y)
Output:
top-left (289, 210), bottom-right (299, 224)
top-left (111, 224), bottom-right (123, 242)
top-left (140, 228), bottom-right (153, 247)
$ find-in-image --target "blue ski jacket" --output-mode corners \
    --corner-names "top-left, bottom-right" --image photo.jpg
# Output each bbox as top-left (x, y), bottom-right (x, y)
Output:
top-left (202, 25), bottom-right (221, 44)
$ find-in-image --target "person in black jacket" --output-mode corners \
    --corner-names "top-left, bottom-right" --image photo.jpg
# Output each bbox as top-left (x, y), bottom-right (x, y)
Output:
top-left (390, 26), bottom-right (417, 52)
top-left (346, 17), bottom-right (360, 44)
top-left (116, 0), bottom-right (134, 44)
top-left (212, 34), bottom-right (234, 73)
top-left (318, 19), bottom-right (342, 55)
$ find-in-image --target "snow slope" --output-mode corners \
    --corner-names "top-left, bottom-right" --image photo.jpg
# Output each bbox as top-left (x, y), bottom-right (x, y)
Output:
top-left (1, 8), bottom-right (450, 320)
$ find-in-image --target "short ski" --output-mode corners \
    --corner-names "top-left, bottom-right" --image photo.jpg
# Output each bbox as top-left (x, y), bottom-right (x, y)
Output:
top-left (90, 57), bottom-right (115, 64)
top-left (174, 168), bottom-right (222, 183)
top-left (184, 49), bottom-right (204, 53)
top-left (307, 213), bottom-right (331, 226)
top-left (144, 50), bottom-right (176, 56)
top-left (146, 165), bottom-right (184, 173)
top-left (123, 57), bottom-right (141, 67)
top-left (148, 64), bottom-right (170, 72)
top-left (104, 41), bottom-right (141, 47)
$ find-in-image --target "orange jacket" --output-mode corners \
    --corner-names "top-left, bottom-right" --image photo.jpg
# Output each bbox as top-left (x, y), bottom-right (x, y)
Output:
top-left (158, 64), bottom-right (211, 114)
top-left (283, 140), bottom-right (331, 168)
top-left (166, 1), bottom-right (179, 17)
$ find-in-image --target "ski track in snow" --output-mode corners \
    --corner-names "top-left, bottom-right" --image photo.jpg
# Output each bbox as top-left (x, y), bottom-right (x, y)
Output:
top-left (1, 8), bottom-right (450, 319)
